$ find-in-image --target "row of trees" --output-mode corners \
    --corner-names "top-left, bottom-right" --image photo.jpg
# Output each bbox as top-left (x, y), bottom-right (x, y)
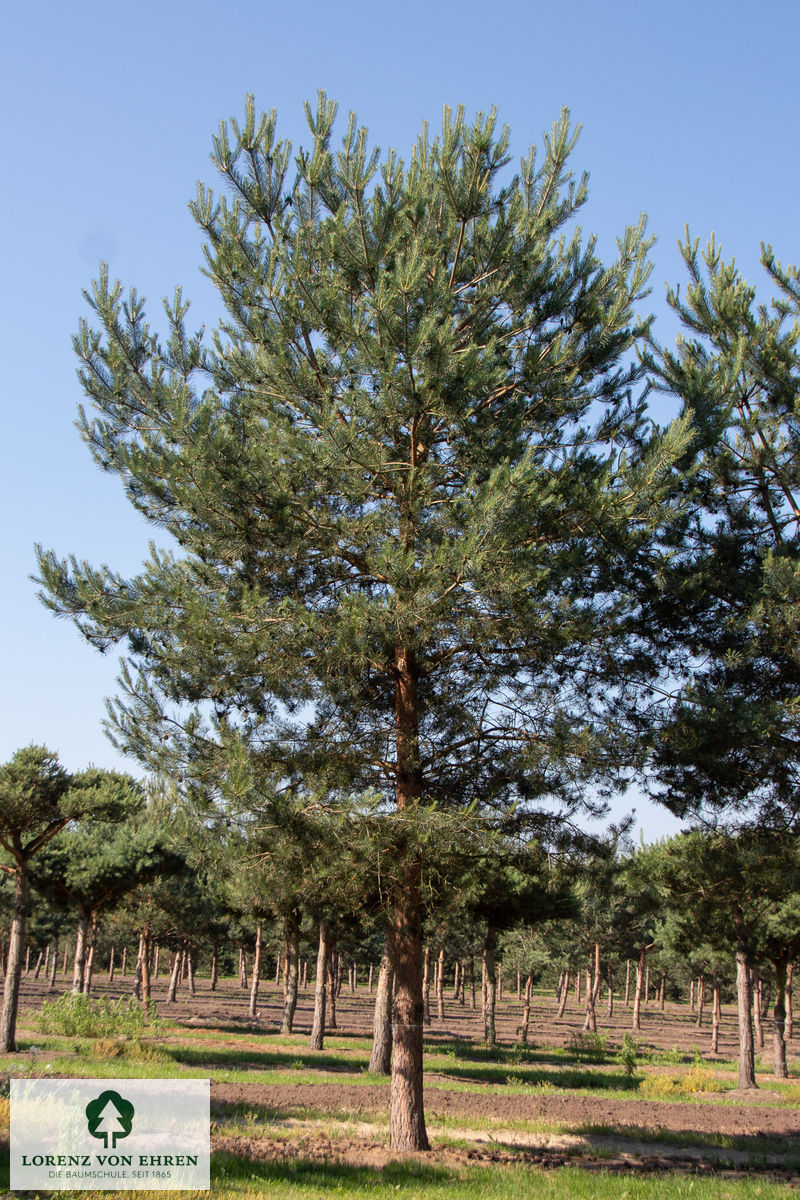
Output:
top-left (25, 96), bottom-right (800, 1147)
top-left (2, 747), bottom-right (797, 1095)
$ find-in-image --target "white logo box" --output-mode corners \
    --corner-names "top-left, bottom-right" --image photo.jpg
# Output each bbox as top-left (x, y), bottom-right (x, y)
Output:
top-left (11, 1078), bottom-right (210, 1190)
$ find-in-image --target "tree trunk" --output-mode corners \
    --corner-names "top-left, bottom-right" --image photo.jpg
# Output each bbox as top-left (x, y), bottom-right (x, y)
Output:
top-left (787, 963), bottom-right (794, 1039)
top-left (583, 944), bottom-right (600, 1033)
top-left (520, 970), bottom-right (534, 1044)
top-left (751, 968), bottom-right (764, 1050)
top-left (625, 959), bottom-right (631, 1006)
top-left (121, 946), bottom-right (127, 976)
top-left (696, 972), bottom-right (705, 1027)
top-left (327, 942), bottom-right (338, 1029)
top-left (210, 948), bottom-right (218, 992)
top-left (607, 965), bottom-right (614, 1018)
top-left (167, 947), bottom-right (181, 1002)
top-left (632, 945), bottom-right (646, 1032)
top-left (0, 869), bottom-right (30, 1052)
top-left (659, 969), bottom-right (667, 1011)
top-left (152, 943), bottom-right (160, 979)
top-left (772, 957), bottom-right (789, 1078)
top-left (735, 939), bottom-right (757, 1089)
top-left (49, 937), bottom-right (59, 990)
top-left (108, 946), bottom-right (115, 983)
top-left (436, 948), bottom-right (445, 1020)
top-left (451, 959), bottom-right (460, 1000)
top-left (83, 914), bottom-right (99, 995)
top-left (483, 932), bottom-right (497, 1048)
top-left (575, 970), bottom-right (582, 1004)
top-left (711, 976), bottom-right (721, 1054)
top-left (369, 963), bottom-right (374, 992)
top-left (32, 950), bottom-right (43, 980)
top-left (249, 923), bottom-right (263, 1019)
top-left (72, 917), bottom-right (87, 994)
top-left (557, 967), bottom-right (570, 1018)
top-left (469, 954), bottom-right (476, 1010)
top-left (281, 914), bottom-right (300, 1034)
top-left (309, 919), bottom-right (329, 1051)
top-left (422, 945), bottom-right (431, 1025)
top-left (369, 937), bottom-right (394, 1074)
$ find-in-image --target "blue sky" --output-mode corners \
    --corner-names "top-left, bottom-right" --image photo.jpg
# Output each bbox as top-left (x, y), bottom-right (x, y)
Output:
top-left (1, 0), bottom-right (797, 840)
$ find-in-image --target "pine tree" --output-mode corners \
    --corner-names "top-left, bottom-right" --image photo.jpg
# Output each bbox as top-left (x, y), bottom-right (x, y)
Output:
top-left (37, 97), bottom-right (687, 1148)
top-left (644, 235), bottom-right (800, 828)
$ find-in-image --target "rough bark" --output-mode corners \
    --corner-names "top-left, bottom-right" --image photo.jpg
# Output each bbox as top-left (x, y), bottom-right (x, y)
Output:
top-left (519, 969), bottom-right (534, 1044)
top-left (281, 914), bottom-right (300, 1034)
top-left (422, 945), bottom-right (431, 1026)
top-left (49, 937), bottom-right (59, 990)
top-left (369, 937), bottom-right (394, 1074)
top-left (557, 966), bottom-right (570, 1019)
top-left (388, 640), bottom-right (429, 1151)
top-left (0, 870), bottom-right (30, 1052)
top-left (787, 963), bottom-right (794, 1039)
top-left (309, 919), bottom-right (329, 1051)
top-left (483, 932), bottom-right (497, 1048)
top-left (632, 945), bottom-right (647, 1032)
top-left (772, 957), bottom-right (789, 1078)
top-left (249, 923), bottom-right (263, 1019)
top-left (167, 947), bottom-right (181, 1003)
top-left (735, 939), bottom-right (757, 1088)
top-left (695, 972), bottom-right (705, 1027)
top-left (711, 976), bottom-right (721, 1053)
top-left (752, 967), bottom-right (764, 1049)
top-left (72, 917), bottom-right (87, 994)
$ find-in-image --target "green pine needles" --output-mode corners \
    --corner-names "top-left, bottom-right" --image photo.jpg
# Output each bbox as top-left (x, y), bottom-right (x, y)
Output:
top-left (36, 95), bottom-right (688, 1148)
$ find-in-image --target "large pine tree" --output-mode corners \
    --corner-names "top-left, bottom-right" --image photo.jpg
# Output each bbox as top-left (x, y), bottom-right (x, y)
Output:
top-left (37, 96), bottom-right (685, 1148)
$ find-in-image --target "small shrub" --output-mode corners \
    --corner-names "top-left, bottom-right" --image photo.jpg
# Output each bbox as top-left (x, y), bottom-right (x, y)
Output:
top-left (681, 1066), bottom-right (725, 1094)
top-left (639, 1073), bottom-right (682, 1099)
top-left (620, 1033), bottom-right (639, 1080)
top-left (37, 993), bottom-right (160, 1039)
top-left (565, 1031), bottom-right (607, 1063)
top-left (661, 1043), bottom-right (685, 1065)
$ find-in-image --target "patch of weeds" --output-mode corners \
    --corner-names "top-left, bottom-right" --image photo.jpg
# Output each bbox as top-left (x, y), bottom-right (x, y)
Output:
top-left (37, 993), bottom-right (161, 1039)
top-left (660, 1042), bottom-right (686, 1065)
top-left (639, 1066), bottom-right (726, 1099)
top-left (564, 1031), bottom-right (607, 1063)
top-left (620, 1033), bottom-right (639, 1083)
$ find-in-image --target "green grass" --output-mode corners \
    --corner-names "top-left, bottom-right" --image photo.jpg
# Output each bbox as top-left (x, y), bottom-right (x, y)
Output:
top-left (12, 1154), bottom-right (793, 1200)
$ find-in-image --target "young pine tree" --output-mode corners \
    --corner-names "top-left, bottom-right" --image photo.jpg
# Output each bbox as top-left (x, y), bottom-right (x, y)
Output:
top-left (37, 97), bottom-right (687, 1148)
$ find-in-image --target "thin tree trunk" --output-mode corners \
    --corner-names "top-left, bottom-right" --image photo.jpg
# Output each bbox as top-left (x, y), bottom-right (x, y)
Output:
top-left (108, 946), bottom-right (115, 983)
top-left (557, 967), bottom-right (570, 1018)
top-left (422, 945), bottom-right (431, 1026)
top-left (167, 948), bottom-right (181, 1003)
top-left (735, 939), bottom-right (757, 1089)
top-left (575, 970), bottom-right (582, 1004)
top-left (249, 923), bottom-right (263, 1019)
top-left (0, 869), bottom-right (30, 1052)
top-left (607, 965), bottom-right (614, 1018)
top-left (712, 976), bottom-right (721, 1054)
top-left (752, 968), bottom-right (764, 1050)
top-left (210, 949), bottom-right (218, 992)
top-left (309, 919), bottom-right (329, 1051)
top-left (48, 937), bottom-right (58, 990)
top-left (281, 914), bottom-right (300, 1034)
top-left (772, 957), bottom-right (789, 1078)
top-left (659, 970), bottom-right (667, 1011)
top-left (483, 932), bottom-right (497, 1048)
top-left (72, 917), bottom-right (87, 994)
top-left (83, 915), bottom-right (99, 995)
top-left (121, 946), bottom-right (127, 976)
top-left (369, 963), bottom-right (374, 992)
top-left (690, 978), bottom-right (695, 1010)
top-left (452, 959), bottom-right (460, 1000)
top-left (786, 962), bottom-right (794, 1039)
top-left (62, 943), bottom-right (68, 975)
top-left (153, 943), bottom-right (160, 980)
top-left (469, 954), bottom-right (476, 1010)
top-left (32, 950), bottom-right (43, 980)
top-left (436, 948), bottom-right (445, 1020)
top-left (520, 969), bottom-right (534, 1044)
top-left (625, 959), bottom-right (631, 1006)
top-left (327, 942), bottom-right (338, 1029)
top-left (632, 945), bottom-right (646, 1032)
top-left (696, 972), bottom-right (705, 1027)
top-left (24, 945), bottom-right (30, 975)
top-left (369, 937), bottom-right (394, 1074)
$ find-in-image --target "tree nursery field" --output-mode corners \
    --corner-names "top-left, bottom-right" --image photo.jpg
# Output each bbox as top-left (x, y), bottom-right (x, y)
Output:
top-left (1, 973), bottom-right (799, 1199)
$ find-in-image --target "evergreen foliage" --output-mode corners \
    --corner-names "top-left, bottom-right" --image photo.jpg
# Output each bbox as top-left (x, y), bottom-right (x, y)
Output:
top-left (36, 97), bottom-right (687, 1147)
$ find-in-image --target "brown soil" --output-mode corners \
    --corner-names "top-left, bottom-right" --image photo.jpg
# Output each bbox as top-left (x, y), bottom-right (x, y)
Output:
top-left (11, 971), bottom-right (800, 1183)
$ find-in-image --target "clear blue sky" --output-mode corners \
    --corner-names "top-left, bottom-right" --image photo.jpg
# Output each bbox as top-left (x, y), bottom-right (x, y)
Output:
top-left (2, 0), bottom-right (797, 841)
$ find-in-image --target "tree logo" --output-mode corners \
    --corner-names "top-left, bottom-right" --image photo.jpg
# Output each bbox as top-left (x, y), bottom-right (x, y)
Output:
top-left (85, 1089), bottom-right (135, 1148)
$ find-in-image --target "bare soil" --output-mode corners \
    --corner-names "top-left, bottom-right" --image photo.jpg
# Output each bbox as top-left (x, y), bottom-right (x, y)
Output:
top-left (11, 970), bottom-right (800, 1183)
